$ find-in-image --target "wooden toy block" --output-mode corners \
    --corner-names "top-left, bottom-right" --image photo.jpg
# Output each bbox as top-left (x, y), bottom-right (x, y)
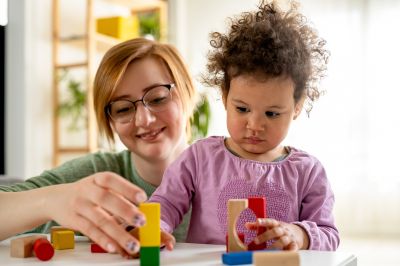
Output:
top-left (222, 250), bottom-right (254, 265)
top-left (140, 246), bottom-right (160, 266)
top-left (248, 197), bottom-right (267, 250)
top-left (225, 232), bottom-right (245, 252)
top-left (139, 202), bottom-right (160, 247)
top-left (50, 226), bottom-right (72, 243)
top-left (33, 238), bottom-right (54, 261)
top-left (90, 243), bottom-right (107, 253)
top-left (52, 230), bottom-right (75, 250)
top-left (10, 235), bottom-right (46, 258)
top-left (253, 251), bottom-right (300, 266)
top-left (227, 199), bottom-right (248, 252)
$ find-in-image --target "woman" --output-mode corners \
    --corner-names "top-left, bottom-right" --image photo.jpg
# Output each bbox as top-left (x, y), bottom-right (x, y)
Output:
top-left (0, 38), bottom-right (198, 258)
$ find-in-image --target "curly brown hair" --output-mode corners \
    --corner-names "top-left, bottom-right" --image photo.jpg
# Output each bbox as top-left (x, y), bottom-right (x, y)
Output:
top-left (202, 0), bottom-right (329, 113)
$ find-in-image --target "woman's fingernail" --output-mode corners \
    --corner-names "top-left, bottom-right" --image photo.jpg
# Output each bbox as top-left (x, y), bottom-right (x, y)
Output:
top-left (106, 243), bottom-right (116, 253)
top-left (126, 241), bottom-right (139, 253)
top-left (133, 214), bottom-right (146, 227)
top-left (136, 193), bottom-right (147, 203)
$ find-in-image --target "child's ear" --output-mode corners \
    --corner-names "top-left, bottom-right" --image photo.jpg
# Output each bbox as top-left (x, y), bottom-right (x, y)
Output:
top-left (293, 97), bottom-right (305, 120)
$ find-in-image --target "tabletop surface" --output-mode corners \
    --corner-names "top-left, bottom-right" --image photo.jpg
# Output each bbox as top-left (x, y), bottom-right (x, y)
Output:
top-left (0, 235), bottom-right (357, 266)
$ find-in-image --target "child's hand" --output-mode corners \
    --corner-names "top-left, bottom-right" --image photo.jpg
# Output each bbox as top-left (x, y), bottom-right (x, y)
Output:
top-left (245, 218), bottom-right (309, 251)
top-left (45, 172), bottom-right (147, 258)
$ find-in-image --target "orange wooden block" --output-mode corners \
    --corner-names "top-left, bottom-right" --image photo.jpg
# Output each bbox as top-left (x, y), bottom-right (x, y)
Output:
top-left (10, 235), bottom-right (47, 258)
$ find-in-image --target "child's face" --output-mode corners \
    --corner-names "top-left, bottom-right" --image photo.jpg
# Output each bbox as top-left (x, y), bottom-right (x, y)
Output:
top-left (224, 74), bottom-right (303, 162)
top-left (111, 57), bottom-right (187, 163)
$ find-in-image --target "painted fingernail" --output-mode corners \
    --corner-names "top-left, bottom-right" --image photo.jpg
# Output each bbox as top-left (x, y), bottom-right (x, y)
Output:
top-left (106, 243), bottom-right (116, 253)
top-left (126, 241), bottom-right (139, 253)
top-left (136, 193), bottom-right (147, 203)
top-left (133, 214), bottom-right (146, 227)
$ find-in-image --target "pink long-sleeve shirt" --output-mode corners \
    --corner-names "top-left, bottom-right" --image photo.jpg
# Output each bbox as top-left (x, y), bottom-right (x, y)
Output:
top-left (149, 136), bottom-right (339, 250)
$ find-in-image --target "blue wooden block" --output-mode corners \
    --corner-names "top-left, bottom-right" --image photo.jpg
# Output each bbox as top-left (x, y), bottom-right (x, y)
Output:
top-left (222, 250), bottom-right (276, 265)
top-left (222, 251), bottom-right (253, 265)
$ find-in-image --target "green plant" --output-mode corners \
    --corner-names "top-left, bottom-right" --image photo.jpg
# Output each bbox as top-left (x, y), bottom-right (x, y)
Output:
top-left (57, 70), bottom-right (87, 131)
top-left (138, 11), bottom-right (160, 40)
top-left (190, 94), bottom-right (211, 142)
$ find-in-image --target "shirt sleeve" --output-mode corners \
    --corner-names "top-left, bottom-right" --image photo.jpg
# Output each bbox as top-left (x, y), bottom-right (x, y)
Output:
top-left (292, 161), bottom-right (340, 251)
top-left (149, 147), bottom-right (196, 233)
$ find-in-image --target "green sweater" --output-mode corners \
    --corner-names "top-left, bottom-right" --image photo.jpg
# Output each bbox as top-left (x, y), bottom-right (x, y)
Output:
top-left (0, 150), bottom-right (189, 242)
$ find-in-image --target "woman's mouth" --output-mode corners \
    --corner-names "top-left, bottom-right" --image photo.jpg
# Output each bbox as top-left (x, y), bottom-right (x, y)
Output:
top-left (136, 127), bottom-right (165, 141)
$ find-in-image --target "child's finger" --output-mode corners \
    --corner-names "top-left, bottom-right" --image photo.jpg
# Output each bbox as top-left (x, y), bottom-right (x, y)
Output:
top-left (256, 218), bottom-right (280, 228)
top-left (161, 231), bottom-right (176, 251)
top-left (254, 226), bottom-right (285, 244)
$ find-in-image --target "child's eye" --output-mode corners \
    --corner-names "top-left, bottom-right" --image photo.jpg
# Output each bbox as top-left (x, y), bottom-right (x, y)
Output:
top-left (265, 111), bottom-right (280, 118)
top-left (236, 106), bottom-right (249, 113)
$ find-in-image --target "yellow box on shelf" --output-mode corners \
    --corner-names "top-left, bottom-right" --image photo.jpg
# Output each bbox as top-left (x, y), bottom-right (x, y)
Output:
top-left (96, 16), bottom-right (140, 40)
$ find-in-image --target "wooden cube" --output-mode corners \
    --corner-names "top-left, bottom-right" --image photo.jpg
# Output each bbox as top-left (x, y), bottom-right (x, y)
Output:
top-left (10, 235), bottom-right (46, 258)
top-left (52, 230), bottom-right (75, 250)
top-left (140, 246), bottom-right (160, 266)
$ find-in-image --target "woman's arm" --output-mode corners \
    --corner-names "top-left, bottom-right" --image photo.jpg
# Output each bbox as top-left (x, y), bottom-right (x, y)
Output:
top-left (0, 172), bottom-right (149, 258)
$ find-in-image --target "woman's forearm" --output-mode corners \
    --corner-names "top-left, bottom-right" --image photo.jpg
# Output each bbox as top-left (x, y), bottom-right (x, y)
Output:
top-left (0, 188), bottom-right (51, 240)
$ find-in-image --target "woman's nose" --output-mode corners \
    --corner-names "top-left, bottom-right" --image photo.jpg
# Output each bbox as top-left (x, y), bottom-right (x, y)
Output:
top-left (134, 103), bottom-right (156, 127)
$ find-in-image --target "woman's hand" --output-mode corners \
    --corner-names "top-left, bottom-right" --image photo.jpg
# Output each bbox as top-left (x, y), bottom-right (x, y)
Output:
top-left (245, 218), bottom-right (309, 251)
top-left (128, 227), bottom-right (176, 253)
top-left (45, 172), bottom-right (148, 258)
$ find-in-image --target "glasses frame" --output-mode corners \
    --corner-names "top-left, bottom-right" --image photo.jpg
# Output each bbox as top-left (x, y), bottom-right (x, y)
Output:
top-left (105, 83), bottom-right (175, 123)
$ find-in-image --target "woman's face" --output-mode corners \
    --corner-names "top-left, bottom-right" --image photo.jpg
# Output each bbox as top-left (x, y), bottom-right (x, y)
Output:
top-left (110, 57), bottom-right (187, 162)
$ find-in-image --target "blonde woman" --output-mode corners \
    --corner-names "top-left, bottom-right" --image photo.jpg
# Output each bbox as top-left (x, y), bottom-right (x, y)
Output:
top-left (0, 38), bottom-right (198, 258)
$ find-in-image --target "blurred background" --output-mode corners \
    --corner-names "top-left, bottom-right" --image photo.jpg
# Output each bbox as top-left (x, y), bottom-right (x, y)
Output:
top-left (2, 0), bottom-right (400, 265)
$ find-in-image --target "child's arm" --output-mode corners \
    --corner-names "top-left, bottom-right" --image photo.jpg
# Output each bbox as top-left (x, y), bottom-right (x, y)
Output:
top-left (0, 172), bottom-right (148, 257)
top-left (245, 218), bottom-right (309, 250)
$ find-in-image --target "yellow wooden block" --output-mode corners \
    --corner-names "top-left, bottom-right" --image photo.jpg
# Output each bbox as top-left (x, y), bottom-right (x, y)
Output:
top-left (52, 230), bottom-right (75, 250)
top-left (96, 16), bottom-right (140, 40)
top-left (50, 226), bottom-right (71, 244)
top-left (139, 202), bottom-right (160, 247)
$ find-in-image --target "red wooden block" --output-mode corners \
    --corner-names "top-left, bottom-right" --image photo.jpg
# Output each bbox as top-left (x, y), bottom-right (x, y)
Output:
top-left (91, 243), bottom-right (107, 253)
top-left (248, 197), bottom-right (267, 250)
top-left (226, 232), bottom-right (245, 252)
top-left (33, 238), bottom-right (54, 261)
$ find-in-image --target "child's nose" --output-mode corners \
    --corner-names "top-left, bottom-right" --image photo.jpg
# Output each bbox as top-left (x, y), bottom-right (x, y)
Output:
top-left (246, 114), bottom-right (265, 131)
top-left (134, 104), bottom-right (156, 127)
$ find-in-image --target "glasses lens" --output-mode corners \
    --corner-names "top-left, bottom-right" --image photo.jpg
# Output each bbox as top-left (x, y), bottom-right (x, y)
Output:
top-left (109, 100), bottom-right (135, 123)
top-left (143, 85), bottom-right (172, 112)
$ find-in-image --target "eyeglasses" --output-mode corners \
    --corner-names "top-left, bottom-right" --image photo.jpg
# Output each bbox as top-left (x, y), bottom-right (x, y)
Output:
top-left (105, 83), bottom-right (175, 124)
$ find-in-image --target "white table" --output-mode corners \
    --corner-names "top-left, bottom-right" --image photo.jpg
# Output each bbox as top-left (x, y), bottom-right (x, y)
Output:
top-left (0, 235), bottom-right (357, 265)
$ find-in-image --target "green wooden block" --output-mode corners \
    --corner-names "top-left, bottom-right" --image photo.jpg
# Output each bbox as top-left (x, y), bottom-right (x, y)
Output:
top-left (140, 246), bottom-right (160, 266)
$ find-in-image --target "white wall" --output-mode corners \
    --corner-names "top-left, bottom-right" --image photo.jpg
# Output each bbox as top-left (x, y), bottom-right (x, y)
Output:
top-left (6, 0), bottom-right (52, 178)
top-left (169, 0), bottom-right (261, 138)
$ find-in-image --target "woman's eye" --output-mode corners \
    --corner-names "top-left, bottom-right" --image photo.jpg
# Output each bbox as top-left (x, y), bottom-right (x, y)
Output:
top-left (236, 106), bottom-right (248, 113)
top-left (265, 111), bottom-right (280, 118)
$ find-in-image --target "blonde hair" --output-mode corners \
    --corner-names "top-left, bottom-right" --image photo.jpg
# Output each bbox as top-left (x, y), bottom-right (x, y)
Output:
top-left (94, 38), bottom-right (198, 143)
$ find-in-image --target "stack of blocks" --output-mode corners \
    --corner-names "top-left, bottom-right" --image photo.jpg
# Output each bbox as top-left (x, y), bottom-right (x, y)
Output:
top-left (225, 197), bottom-right (300, 266)
top-left (227, 197), bottom-right (267, 252)
top-left (10, 226), bottom-right (75, 261)
top-left (10, 235), bottom-right (54, 261)
top-left (139, 202), bottom-right (161, 266)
